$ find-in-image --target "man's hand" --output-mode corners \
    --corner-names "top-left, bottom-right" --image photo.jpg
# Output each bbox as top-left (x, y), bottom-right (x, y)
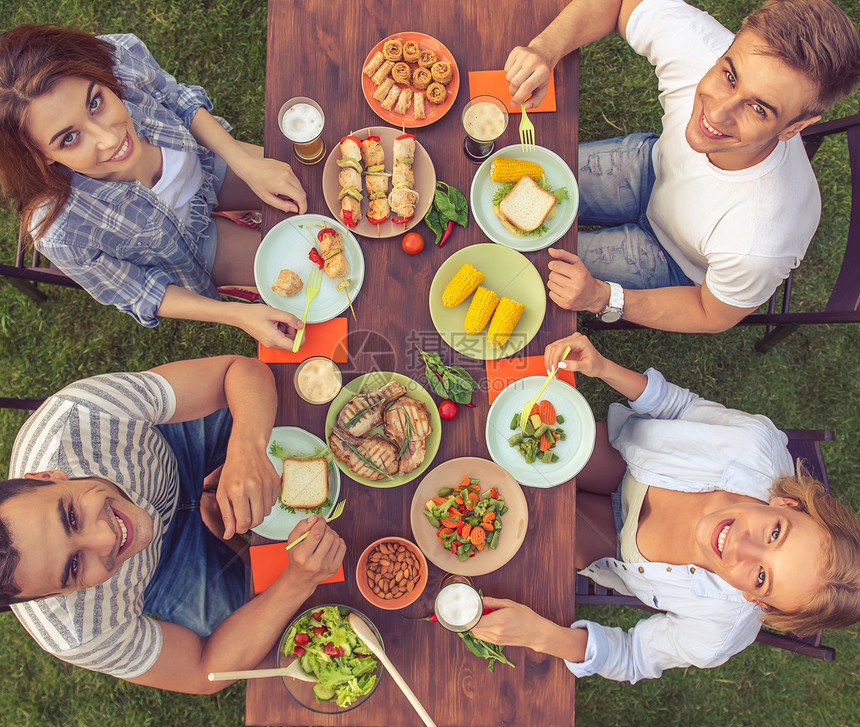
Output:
top-left (231, 154), bottom-right (308, 215)
top-left (547, 248), bottom-right (610, 313)
top-left (285, 516), bottom-right (346, 586)
top-left (505, 46), bottom-right (554, 108)
top-left (217, 433), bottom-right (281, 539)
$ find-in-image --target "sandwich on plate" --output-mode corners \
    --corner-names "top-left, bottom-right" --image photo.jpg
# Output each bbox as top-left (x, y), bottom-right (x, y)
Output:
top-left (279, 457), bottom-right (330, 510)
top-left (493, 175), bottom-right (557, 235)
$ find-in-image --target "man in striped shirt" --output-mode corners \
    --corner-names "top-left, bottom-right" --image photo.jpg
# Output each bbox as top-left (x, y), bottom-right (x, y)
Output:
top-left (0, 355), bottom-right (345, 692)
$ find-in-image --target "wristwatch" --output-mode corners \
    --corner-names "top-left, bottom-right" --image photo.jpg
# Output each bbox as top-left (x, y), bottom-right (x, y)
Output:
top-left (598, 282), bottom-right (624, 323)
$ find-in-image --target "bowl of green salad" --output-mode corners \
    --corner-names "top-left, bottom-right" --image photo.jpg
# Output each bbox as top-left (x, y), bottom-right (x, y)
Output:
top-left (278, 604), bottom-right (384, 713)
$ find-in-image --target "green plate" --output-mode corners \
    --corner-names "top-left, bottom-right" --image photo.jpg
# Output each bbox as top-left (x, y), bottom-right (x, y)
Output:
top-left (470, 144), bottom-right (579, 252)
top-left (429, 243), bottom-right (547, 360)
top-left (325, 372), bottom-right (442, 488)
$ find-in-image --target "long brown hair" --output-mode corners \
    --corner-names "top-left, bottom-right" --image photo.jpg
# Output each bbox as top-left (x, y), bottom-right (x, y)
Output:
top-left (762, 465), bottom-right (860, 636)
top-left (0, 25), bottom-right (123, 239)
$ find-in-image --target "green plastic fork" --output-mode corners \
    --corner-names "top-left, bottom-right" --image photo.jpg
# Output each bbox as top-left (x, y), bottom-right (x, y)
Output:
top-left (518, 103), bottom-right (536, 150)
top-left (291, 267), bottom-right (323, 352)
top-left (285, 499), bottom-right (346, 550)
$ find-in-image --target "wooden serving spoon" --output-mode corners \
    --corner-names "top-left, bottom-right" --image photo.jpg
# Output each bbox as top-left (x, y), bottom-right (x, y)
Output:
top-left (207, 659), bottom-right (316, 683)
top-left (348, 613), bottom-right (438, 727)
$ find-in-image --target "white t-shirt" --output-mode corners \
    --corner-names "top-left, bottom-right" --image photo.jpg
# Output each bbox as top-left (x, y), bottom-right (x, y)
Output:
top-left (9, 372), bottom-right (179, 678)
top-left (626, 0), bottom-right (820, 308)
top-left (151, 145), bottom-right (205, 226)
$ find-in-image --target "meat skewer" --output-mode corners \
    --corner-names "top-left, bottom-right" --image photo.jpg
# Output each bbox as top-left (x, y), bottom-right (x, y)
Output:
top-left (361, 134), bottom-right (390, 234)
top-left (316, 227), bottom-right (357, 321)
top-left (337, 135), bottom-right (363, 228)
top-left (389, 132), bottom-right (418, 228)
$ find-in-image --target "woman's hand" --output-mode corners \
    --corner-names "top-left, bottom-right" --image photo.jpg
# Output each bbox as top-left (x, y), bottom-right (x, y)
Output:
top-left (232, 154), bottom-right (308, 214)
top-left (231, 302), bottom-right (305, 350)
top-left (217, 433), bottom-right (282, 539)
top-left (285, 516), bottom-right (347, 586)
top-left (544, 332), bottom-right (607, 378)
top-left (505, 45), bottom-right (554, 109)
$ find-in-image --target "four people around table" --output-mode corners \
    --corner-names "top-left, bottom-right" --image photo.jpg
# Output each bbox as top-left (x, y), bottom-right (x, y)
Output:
top-left (0, 0), bottom-right (859, 694)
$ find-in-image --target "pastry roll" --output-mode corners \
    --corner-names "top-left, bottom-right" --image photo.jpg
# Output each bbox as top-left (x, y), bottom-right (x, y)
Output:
top-left (391, 62), bottom-right (411, 86)
top-left (372, 77), bottom-right (396, 102)
top-left (412, 66), bottom-right (432, 91)
top-left (426, 82), bottom-right (447, 105)
top-left (430, 61), bottom-right (452, 85)
top-left (394, 88), bottom-right (413, 116)
top-left (418, 49), bottom-right (437, 68)
top-left (363, 51), bottom-right (385, 77)
top-left (412, 91), bottom-right (426, 120)
top-left (381, 83), bottom-right (401, 111)
top-left (371, 60), bottom-right (394, 86)
top-left (403, 40), bottom-right (420, 63)
top-left (382, 38), bottom-right (403, 62)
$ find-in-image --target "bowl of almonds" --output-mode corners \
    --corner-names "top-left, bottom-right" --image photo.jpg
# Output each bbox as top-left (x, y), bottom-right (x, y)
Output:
top-left (356, 536), bottom-right (428, 610)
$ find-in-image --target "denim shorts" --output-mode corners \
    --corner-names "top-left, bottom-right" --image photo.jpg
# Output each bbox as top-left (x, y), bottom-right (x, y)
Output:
top-left (142, 408), bottom-right (246, 636)
top-left (576, 134), bottom-right (693, 290)
top-left (199, 152), bottom-right (229, 272)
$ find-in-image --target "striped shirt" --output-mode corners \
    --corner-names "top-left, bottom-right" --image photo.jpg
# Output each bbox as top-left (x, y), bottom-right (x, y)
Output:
top-left (33, 34), bottom-right (229, 327)
top-left (9, 372), bottom-right (179, 678)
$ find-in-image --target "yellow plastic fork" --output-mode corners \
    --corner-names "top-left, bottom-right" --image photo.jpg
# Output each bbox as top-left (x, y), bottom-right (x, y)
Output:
top-left (285, 499), bottom-right (346, 550)
top-left (291, 267), bottom-right (323, 352)
top-left (518, 104), bottom-right (536, 150)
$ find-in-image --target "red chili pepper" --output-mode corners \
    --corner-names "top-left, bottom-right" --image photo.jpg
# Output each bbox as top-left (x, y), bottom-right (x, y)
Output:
top-left (396, 133), bottom-right (416, 140)
top-left (294, 632), bottom-right (310, 646)
top-left (341, 209), bottom-right (358, 227)
top-left (438, 219), bottom-right (456, 248)
top-left (294, 645), bottom-right (306, 656)
top-left (308, 248), bottom-right (324, 269)
top-left (340, 135), bottom-right (361, 145)
top-left (365, 135), bottom-right (380, 142)
top-left (317, 227), bottom-right (336, 242)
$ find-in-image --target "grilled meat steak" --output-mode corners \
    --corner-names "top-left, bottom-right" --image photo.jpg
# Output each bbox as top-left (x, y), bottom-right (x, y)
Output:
top-left (336, 381), bottom-right (407, 437)
top-left (329, 427), bottom-right (399, 480)
top-left (383, 396), bottom-right (432, 474)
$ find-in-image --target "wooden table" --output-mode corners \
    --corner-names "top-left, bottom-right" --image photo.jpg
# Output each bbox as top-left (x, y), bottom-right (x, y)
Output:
top-left (249, 2), bottom-right (579, 725)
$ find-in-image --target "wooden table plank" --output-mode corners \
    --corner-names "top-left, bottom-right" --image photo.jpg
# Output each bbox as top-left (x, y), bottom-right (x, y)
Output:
top-left (248, 2), bottom-right (579, 724)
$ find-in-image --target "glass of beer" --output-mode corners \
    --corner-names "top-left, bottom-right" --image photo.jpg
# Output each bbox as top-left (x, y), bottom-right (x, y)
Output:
top-left (278, 97), bottom-right (326, 165)
top-left (462, 95), bottom-right (509, 163)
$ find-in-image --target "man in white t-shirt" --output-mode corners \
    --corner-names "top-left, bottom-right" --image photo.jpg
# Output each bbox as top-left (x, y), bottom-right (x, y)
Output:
top-left (506, 0), bottom-right (860, 332)
top-left (0, 356), bottom-right (345, 692)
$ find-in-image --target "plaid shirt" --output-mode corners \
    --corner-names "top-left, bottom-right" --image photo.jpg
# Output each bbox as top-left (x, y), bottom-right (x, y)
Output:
top-left (33, 34), bottom-right (229, 326)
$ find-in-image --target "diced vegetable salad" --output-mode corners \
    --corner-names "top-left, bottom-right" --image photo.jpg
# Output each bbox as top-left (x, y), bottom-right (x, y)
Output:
top-left (282, 606), bottom-right (379, 707)
top-left (423, 476), bottom-right (508, 561)
top-left (508, 400), bottom-right (566, 464)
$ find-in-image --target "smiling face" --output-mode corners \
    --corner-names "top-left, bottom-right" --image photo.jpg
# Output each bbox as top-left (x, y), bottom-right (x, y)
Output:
top-left (24, 76), bottom-right (143, 182)
top-left (685, 30), bottom-right (821, 170)
top-left (0, 472), bottom-right (154, 599)
top-left (694, 497), bottom-right (825, 612)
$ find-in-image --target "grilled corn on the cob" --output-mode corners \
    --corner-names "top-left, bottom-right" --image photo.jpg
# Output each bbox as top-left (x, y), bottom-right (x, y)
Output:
top-left (490, 157), bottom-right (545, 183)
top-left (464, 286), bottom-right (499, 334)
top-left (487, 297), bottom-right (525, 347)
top-left (442, 264), bottom-right (486, 307)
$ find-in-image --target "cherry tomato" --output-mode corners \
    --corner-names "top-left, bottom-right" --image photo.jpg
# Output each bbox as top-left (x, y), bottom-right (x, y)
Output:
top-left (402, 232), bottom-right (425, 255)
top-left (438, 399), bottom-right (459, 421)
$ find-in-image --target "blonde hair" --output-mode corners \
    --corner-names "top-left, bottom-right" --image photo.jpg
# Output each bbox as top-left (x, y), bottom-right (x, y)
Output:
top-left (740, 0), bottom-right (860, 117)
top-left (761, 465), bottom-right (860, 636)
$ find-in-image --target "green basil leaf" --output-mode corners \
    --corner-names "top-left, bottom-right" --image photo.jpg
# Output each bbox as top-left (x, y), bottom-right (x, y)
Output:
top-left (425, 208), bottom-right (445, 244)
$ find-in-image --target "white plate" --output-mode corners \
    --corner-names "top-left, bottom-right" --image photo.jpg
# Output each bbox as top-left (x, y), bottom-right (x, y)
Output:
top-left (485, 377), bottom-right (596, 488)
top-left (251, 426), bottom-right (341, 540)
top-left (254, 214), bottom-right (365, 323)
top-left (470, 144), bottom-right (579, 252)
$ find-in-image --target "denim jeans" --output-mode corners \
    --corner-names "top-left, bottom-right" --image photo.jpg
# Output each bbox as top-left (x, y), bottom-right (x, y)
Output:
top-left (143, 408), bottom-right (246, 636)
top-left (577, 134), bottom-right (693, 289)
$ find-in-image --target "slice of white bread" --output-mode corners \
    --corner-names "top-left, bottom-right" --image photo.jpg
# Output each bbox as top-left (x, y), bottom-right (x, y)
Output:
top-left (498, 175), bottom-right (557, 233)
top-left (280, 457), bottom-right (329, 509)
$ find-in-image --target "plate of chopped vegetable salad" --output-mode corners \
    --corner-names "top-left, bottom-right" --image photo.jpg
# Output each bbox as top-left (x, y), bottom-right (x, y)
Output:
top-left (278, 604), bottom-right (383, 713)
top-left (409, 457), bottom-right (528, 575)
top-left (485, 377), bottom-right (596, 487)
top-left (470, 144), bottom-right (579, 252)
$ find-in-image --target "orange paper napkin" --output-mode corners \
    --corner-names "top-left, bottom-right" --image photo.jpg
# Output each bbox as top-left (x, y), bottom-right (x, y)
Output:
top-left (467, 70), bottom-right (557, 113)
top-left (485, 354), bottom-right (576, 404)
top-left (249, 542), bottom-right (345, 595)
top-left (257, 317), bottom-right (349, 364)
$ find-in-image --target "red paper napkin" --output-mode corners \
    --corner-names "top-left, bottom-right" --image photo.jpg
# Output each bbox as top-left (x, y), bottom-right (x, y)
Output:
top-left (467, 70), bottom-right (557, 113)
top-left (249, 542), bottom-right (345, 595)
top-left (257, 317), bottom-right (349, 364)
top-left (485, 354), bottom-right (576, 404)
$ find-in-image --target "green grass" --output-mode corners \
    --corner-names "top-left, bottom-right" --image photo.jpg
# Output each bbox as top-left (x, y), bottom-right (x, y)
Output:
top-left (1, 0), bottom-right (859, 725)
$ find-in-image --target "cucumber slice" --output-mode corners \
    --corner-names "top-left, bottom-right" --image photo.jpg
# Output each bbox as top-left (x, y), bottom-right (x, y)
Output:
top-left (312, 683), bottom-right (336, 701)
